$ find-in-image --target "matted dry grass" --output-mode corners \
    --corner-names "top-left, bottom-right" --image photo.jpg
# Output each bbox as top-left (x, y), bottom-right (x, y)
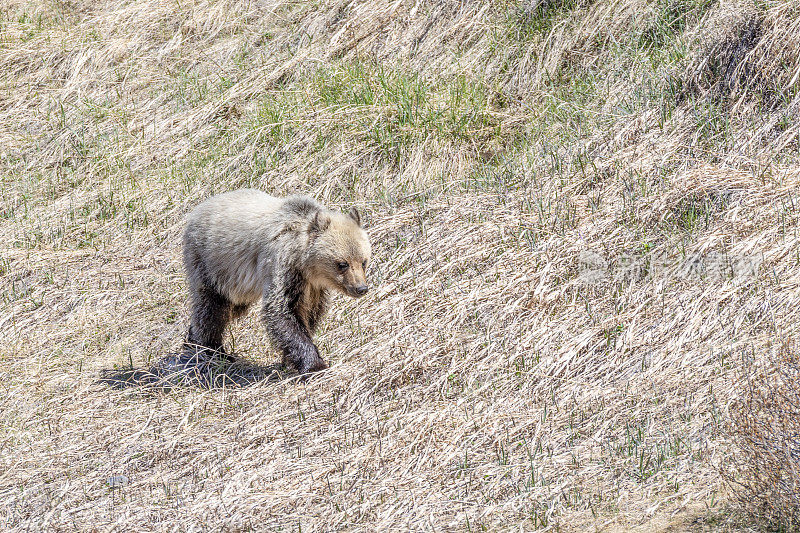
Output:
top-left (1, 0), bottom-right (799, 530)
top-left (722, 340), bottom-right (800, 529)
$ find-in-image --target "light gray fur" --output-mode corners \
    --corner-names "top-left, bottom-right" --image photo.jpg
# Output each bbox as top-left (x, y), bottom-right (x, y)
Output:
top-left (182, 189), bottom-right (371, 374)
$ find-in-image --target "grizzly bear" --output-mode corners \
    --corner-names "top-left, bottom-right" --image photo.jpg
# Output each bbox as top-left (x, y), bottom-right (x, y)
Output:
top-left (180, 189), bottom-right (371, 374)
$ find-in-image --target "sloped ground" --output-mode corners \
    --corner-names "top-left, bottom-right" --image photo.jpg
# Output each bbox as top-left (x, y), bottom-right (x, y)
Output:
top-left (1, 0), bottom-right (799, 530)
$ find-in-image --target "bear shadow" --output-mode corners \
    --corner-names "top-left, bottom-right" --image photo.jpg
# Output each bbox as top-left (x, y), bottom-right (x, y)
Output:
top-left (98, 351), bottom-right (296, 390)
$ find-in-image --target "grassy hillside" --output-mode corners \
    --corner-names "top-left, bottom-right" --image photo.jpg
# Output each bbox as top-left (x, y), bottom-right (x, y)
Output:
top-left (1, 0), bottom-right (799, 529)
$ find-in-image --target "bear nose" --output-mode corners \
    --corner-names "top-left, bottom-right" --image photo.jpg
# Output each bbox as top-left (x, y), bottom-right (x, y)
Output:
top-left (355, 285), bottom-right (369, 296)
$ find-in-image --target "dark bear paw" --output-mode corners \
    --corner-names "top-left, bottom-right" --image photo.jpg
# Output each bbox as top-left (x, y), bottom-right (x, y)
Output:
top-left (294, 358), bottom-right (329, 380)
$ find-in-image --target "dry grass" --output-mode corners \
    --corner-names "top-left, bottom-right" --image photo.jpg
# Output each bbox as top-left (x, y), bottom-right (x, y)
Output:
top-left (722, 340), bottom-right (800, 530)
top-left (1, 0), bottom-right (799, 530)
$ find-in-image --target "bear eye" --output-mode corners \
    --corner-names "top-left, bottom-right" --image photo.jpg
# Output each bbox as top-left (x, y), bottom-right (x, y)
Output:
top-left (336, 261), bottom-right (349, 271)
top-left (362, 260), bottom-right (367, 270)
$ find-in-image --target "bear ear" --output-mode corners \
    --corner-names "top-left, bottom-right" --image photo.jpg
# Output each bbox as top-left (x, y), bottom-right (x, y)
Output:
top-left (309, 210), bottom-right (331, 234)
top-left (348, 207), bottom-right (361, 227)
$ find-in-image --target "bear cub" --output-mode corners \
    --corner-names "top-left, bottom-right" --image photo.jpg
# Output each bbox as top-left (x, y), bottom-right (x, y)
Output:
top-left (181, 189), bottom-right (371, 374)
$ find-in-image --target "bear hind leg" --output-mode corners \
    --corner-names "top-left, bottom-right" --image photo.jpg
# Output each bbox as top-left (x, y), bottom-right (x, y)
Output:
top-left (184, 285), bottom-right (234, 360)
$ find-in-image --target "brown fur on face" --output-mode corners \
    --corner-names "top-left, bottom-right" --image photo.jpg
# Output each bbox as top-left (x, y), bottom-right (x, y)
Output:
top-left (305, 209), bottom-right (371, 298)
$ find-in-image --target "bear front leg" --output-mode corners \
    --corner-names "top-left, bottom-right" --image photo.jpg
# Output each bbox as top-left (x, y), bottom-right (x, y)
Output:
top-left (263, 299), bottom-right (328, 374)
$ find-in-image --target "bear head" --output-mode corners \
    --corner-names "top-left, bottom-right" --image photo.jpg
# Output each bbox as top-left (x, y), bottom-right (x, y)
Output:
top-left (305, 207), bottom-right (371, 298)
